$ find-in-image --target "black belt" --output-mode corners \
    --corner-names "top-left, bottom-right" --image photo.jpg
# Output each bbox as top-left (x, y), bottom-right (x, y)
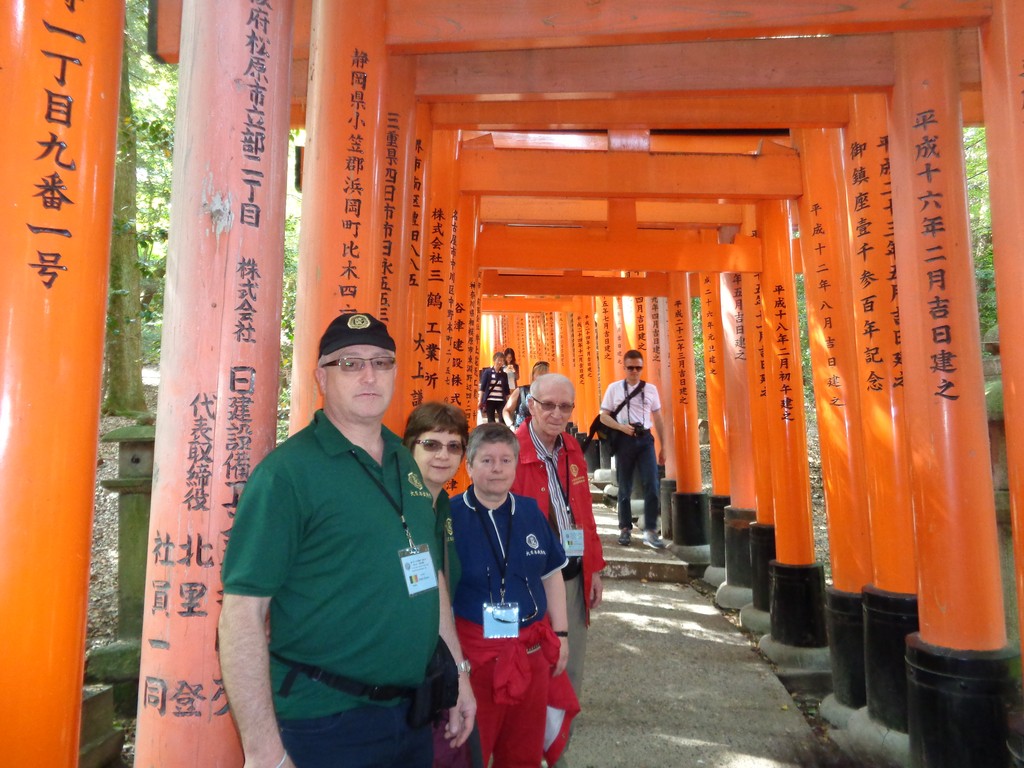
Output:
top-left (270, 651), bottom-right (414, 701)
top-left (562, 556), bottom-right (583, 581)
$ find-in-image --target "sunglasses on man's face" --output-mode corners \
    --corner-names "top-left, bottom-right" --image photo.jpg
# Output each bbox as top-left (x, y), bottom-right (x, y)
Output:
top-left (414, 439), bottom-right (466, 456)
top-left (625, 365), bottom-right (643, 372)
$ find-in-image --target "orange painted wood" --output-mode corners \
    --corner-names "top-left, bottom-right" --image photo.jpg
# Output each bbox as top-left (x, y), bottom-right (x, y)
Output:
top-left (392, 103), bottom-right (433, 417)
top-left (981, 0), bottom-right (1024, 650)
top-left (448, 193), bottom-right (480, 434)
top-left (722, 272), bottom-right (757, 509)
top-left (668, 272), bottom-right (703, 493)
top-left (135, 1), bottom-right (293, 764)
top-left (845, 93), bottom-right (918, 594)
top-left (414, 32), bottom-right (980, 99)
top-left (431, 94), bottom-right (852, 131)
top-left (576, 298), bottom-right (599, 421)
top-left (475, 226), bottom-right (762, 272)
top-left (757, 201), bottom-right (815, 565)
top-left (289, 0), bottom-right (388, 432)
top-left (652, 296), bottom-right (677, 476)
top-left (700, 243), bottom-right (732, 495)
top-left (891, 30), bottom-right (1005, 650)
top-left (459, 147), bottom-right (802, 199)
top-left (744, 270), bottom-right (777, 525)
top-left (481, 272), bottom-right (667, 298)
top-left (0, 2), bottom-right (123, 762)
top-left (387, 1), bottom-right (991, 53)
top-left (794, 127), bottom-right (874, 595)
top-left (596, 298), bottom-right (617, 402)
top-left (416, 130), bottom-right (461, 411)
top-left (479, 197), bottom-right (746, 227)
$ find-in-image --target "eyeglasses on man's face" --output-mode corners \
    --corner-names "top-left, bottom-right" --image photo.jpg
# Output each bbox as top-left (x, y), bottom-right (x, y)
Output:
top-left (625, 365), bottom-right (643, 372)
top-left (414, 438), bottom-right (466, 456)
top-left (321, 356), bottom-right (396, 372)
top-left (532, 398), bottom-right (574, 415)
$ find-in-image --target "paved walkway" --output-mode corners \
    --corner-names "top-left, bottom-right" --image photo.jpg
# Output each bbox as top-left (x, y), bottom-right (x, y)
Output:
top-left (561, 503), bottom-right (839, 768)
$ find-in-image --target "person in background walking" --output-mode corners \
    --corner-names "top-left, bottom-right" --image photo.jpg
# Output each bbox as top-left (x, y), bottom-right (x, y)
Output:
top-left (599, 349), bottom-right (668, 549)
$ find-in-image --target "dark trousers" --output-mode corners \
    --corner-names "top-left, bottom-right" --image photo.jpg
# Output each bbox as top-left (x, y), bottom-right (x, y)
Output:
top-left (483, 400), bottom-right (504, 423)
top-left (279, 701), bottom-right (432, 768)
top-left (615, 432), bottom-right (660, 532)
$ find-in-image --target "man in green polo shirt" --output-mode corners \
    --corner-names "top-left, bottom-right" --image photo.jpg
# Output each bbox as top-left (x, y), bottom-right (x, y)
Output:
top-left (219, 313), bottom-right (475, 768)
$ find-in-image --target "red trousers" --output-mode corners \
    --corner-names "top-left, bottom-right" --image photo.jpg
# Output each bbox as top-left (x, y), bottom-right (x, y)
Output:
top-left (456, 618), bottom-right (560, 768)
top-left (472, 646), bottom-right (551, 768)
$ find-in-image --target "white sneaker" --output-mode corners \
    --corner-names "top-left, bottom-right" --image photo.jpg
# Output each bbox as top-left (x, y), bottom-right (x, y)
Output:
top-left (643, 530), bottom-right (668, 549)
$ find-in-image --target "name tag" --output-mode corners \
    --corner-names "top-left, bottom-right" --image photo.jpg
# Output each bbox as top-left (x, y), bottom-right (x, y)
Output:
top-left (561, 528), bottom-right (585, 557)
top-left (483, 602), bottom-right (520, 638)
top-left (398, 545), bottom-right (438, 596)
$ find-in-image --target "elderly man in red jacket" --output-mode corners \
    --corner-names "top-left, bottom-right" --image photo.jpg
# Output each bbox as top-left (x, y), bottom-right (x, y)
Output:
top-left (511, 372), bottom-right (606, 762)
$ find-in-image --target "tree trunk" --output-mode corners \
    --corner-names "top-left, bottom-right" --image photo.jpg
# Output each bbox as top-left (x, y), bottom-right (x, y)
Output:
top-left (102, 38), bottom-right (147, 416)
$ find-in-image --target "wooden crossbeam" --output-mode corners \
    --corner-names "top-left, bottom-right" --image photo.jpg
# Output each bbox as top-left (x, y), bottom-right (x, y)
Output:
top-left (415, 31), bottom-right (980, 98)
top-left (482, 272), bottom-right (669, 298)
top-left (387, 0), bottom-right (991, 53)
top-left (478, 198), bottom-right (747, 227)
top-left (476, 227), bottom-right (762, 272)
top-left (459, 147), bottom-right (802, 199)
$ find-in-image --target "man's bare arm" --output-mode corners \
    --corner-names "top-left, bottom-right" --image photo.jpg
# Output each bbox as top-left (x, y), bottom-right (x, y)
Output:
top-left (219, 593), bottom-right (293, 767)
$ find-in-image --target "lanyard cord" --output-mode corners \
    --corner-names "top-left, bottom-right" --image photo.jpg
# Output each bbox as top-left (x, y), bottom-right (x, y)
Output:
top-left (353, 451), bottom-right (415, 549)
top-left (542, 444), bottom-right (576, 527)
top-left (468, 489), bottom-right (516, 602)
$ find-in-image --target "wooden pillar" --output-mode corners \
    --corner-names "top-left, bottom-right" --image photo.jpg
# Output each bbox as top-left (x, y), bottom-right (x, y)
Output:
top-left (892, 30), bottom-right (1014, 765)
top-left (0, 2), bottom-right (123, 763)
top-left (758, 201), bottom-right (815, 565)
top-left (289, 0), bottom-right (386, 432)
top-left (846, 94), bottom-right (920, 729)
top-left (449, 193), bottom-right (479, 429)
top-left (744, 269), bottom-right (775, 527)
top-left (716, 270), bottom-right (759, 609)
top-left (756, 199), bottom-right (828, 656)
top-left (418, 129), bottom-right (460, 409)
top-left (597, 297), bottom-right (617, 403)
top-left (700, 263), bottom-right (731, 497)
top-left (381, 54), bottom-right (418, 431)
top-left (668, 273), bottom-right (702, 494)
top-left (892, 31), bottom-right (1007, 652)
top-left (794, 126), bottom-right (875, 713)
top-left (135, 1), bottom-right (292, 764)
top-left (793, 127), bottom-right (874, 594)
top-left (742, 266), bottom-right (779, 627)
top-left (981, 0), bottom-right (1024, 653)
top-left (652, 296), bottom-right (676, 476)
top-left (392, 102), bottom-right (431, 418)
top-left (846, 94), bottom-right (919, 595)
top-left (722, 272), bottom-right (756, 510)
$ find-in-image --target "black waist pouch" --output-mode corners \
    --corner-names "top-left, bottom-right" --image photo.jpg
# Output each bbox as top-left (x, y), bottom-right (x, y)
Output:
top-left (407, 637), bottom-right (459, 728)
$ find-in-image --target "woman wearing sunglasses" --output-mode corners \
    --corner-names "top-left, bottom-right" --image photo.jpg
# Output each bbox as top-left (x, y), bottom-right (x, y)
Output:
top-left (403, 403), bottom-right (479, 768)
top-left (449, 423), bottom-right (574, 768)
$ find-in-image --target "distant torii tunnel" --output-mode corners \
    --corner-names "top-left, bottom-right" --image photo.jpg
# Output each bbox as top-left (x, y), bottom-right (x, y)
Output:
top-left (2, 1), bottom-right (1024, 766)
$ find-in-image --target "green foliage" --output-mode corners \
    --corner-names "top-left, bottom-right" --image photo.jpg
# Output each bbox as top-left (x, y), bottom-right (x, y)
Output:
top-left (964, 127), bottom-right (997, 345)
top-left (124, 0), bottom-right (177, 364)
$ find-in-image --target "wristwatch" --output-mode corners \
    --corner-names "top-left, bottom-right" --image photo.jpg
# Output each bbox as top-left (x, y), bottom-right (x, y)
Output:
top-left (457, 659), bottom-right (472, 675)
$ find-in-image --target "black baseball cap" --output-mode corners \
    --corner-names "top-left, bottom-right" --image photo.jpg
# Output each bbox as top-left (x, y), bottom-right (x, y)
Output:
top-left (318, 312), bottom-right (396, 358)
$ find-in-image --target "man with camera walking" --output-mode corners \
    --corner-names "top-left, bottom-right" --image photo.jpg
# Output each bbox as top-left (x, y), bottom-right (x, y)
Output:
top-left (599, 349), bottom-right (668, 549)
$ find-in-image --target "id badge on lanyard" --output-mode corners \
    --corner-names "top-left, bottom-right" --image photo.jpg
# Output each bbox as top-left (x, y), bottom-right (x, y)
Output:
top-left (399, 544), bottom-right (438, 596)
top-left (561, 527), bottom-right (585, 557)
top-left (483, 601), bottom-right (520, 638)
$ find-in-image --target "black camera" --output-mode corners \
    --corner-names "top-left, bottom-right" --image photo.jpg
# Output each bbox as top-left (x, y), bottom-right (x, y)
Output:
top-left (631, 423), bottom-right (646, 439)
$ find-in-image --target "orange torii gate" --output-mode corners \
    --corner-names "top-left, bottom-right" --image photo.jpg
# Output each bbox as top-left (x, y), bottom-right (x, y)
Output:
top-left (5, 2), bottom-right (1024, 766)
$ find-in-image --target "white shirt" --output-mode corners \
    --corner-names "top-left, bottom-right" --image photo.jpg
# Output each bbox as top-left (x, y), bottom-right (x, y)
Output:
top-left (600, 379), bottom-right (661, 429)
